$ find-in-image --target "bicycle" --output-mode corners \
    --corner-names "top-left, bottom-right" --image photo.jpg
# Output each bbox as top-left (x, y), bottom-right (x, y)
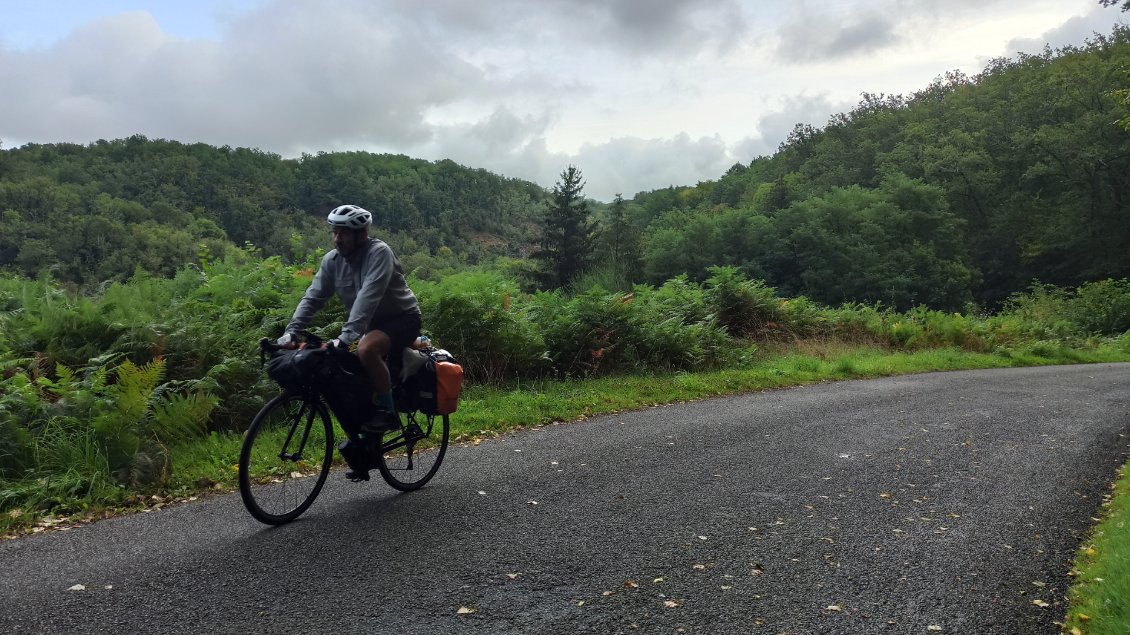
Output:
top-left (238, 331), bottom-right (451, 525)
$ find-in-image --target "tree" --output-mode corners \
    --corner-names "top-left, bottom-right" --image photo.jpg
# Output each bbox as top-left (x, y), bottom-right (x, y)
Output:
top-left (597, 193), bottom-right (642, 283)
top-left (533, 165), bottom-right (596, 289)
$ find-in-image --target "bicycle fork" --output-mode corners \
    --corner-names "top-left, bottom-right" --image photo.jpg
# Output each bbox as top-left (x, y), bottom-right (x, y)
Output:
top-left (278, 402), bottom-right (315, 461)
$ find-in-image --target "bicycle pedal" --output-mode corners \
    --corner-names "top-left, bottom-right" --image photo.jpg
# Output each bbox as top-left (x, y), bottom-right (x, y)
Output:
top-left (345, 470), bottom-right (370, 482)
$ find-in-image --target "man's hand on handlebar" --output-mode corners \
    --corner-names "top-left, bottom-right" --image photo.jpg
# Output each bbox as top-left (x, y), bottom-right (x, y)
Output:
top-left (276, 332), bottom-right (299, 350)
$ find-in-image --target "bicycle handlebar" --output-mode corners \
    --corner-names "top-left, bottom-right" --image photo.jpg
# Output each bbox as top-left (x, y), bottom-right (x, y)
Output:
top-left (259, 330), bottom-right (344, 366)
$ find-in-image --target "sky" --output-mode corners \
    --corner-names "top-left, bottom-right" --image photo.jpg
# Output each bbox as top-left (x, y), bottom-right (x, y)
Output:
top-left (0, 1), bottom-right (1126, 202)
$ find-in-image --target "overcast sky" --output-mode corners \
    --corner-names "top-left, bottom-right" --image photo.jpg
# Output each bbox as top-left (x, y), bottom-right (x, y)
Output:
top-left (1, 1), bottom-right (1125, 201)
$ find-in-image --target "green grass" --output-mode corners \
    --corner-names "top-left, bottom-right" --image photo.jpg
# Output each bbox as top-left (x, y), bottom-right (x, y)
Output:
top-left (1062, 464), bottom-right (1130, 635)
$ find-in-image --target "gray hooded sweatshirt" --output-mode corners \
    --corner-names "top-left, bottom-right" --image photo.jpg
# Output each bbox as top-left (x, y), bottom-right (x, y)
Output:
top-left (285, 238), bottom-right (419, 345)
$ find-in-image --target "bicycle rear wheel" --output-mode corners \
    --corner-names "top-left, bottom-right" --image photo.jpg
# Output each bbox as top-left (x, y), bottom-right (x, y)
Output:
top-left (239, 394), bottom-right (334, 525)
top-left (375, 412), bottom-right (450, 491)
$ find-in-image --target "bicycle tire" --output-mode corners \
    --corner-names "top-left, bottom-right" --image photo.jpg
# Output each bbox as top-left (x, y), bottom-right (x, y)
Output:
top-left (375, 412), bottom-right (450, 492)
top-left (239, 393), bottom-right (334, 525)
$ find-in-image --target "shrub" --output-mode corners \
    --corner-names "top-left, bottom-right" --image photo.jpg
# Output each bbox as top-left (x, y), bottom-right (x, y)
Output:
top-left (1067, 278), bottom-right (1130, 335)
top-left (777, 295), bottom-right (830, 337)
top-left (529, 287), bottom-right (638, 376)
top-left (637, 275), bottom-right (710, 326)
top-left (415, 271), bottom-right (549, 382)
top-left (704, 266), bottom-right (782, 336)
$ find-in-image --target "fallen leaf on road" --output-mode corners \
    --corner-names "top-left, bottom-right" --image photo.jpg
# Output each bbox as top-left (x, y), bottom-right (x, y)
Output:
top-left (457, 607), bottom-right (476, 615)
top-left (602, 591), bottom-right (614, 597)
top-left (505, 573), bottom-right (520, 580)
top-left (663, 600), bottom-right (680, 608)
top-left (826, 605), bottom-right (842, 612)
top-left (927, 626), bottom-right (942, 632)
top-left (67, 584), bottom-right (85, 591)
top-left (1032, 599), bottom-right (1050, 608)
top-left (624, 580), bottom-right (639, 589)
top-left (693, 564), bottom-right (706, 570)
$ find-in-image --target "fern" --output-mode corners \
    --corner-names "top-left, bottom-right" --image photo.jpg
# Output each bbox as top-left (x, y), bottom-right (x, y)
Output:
top-left (152, 392), bottom-right (218, 445)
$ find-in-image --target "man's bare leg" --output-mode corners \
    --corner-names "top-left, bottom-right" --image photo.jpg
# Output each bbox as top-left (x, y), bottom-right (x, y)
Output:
top-left (357, 328), bottom-right (399, 430)
top-left (357, 329), bottom-right (392, 395)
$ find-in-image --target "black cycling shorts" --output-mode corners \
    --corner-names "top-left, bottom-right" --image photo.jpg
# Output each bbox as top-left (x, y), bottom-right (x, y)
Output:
top-left (366, 310), bottom-right (422, 352)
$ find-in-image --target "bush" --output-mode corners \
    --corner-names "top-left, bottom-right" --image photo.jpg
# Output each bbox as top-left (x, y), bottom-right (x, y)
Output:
top-left (414, 271), bottom-right (549, 382)
top-left (1067, 279), bottom-right (1130, 335)
top-left (529, 287), bottom-right (638, 376)
top-left (703, 266), bottom-right (782, 337)
top-left (528, 283), bottom-right (736, 376)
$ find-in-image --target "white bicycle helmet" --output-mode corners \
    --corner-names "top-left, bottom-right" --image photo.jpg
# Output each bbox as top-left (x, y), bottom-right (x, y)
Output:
top-left (326, 204), bottom-right (372, 229)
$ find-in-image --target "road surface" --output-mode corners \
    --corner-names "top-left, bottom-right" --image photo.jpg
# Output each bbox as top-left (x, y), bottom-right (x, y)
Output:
top-left (2, 363), bottom-right (1128, 634)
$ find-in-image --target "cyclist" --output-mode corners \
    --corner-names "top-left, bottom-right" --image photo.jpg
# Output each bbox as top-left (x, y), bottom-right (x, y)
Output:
top-left (278, 204), bottom-right (421, 437)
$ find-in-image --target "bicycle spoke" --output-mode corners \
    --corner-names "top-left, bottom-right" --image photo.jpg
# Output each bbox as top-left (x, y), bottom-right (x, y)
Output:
top-left (375, 413), bottom-right (450, 491)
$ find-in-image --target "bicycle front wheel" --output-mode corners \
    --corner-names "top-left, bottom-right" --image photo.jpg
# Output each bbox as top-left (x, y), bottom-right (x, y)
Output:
top-left (375, 412), bottom-right (450, 492)
top-left (239, 394), bottom-right (334, 525)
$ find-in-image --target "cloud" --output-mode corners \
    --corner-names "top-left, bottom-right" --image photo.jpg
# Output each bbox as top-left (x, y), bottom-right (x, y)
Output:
top-left (753, 93), bottom-right (848, 150)
top-left (774, 7), bottom-right (902, 63)
top-left (1004, 5), bottom-right (1129, 54)
top-left (415, 0), bottom-right (749, 58)
top-left (0, 2), bottom-right (507, 152)
top-left (559, 133), bottom-right (733, 201)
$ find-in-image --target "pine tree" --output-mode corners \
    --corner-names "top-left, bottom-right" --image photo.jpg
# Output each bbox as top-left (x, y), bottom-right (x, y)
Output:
top-left (534, 165), bottom-right (596, 289)
top-left (601, 193), bottom-right (641, 283)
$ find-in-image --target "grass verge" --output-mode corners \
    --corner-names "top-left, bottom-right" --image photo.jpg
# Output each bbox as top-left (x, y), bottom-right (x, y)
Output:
top-left (1062, 463), bottom-right (1130, 635)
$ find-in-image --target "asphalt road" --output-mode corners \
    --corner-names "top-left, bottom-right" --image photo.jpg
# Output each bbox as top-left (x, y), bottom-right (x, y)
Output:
top-left (2, 363), bottom-right (1128, 635)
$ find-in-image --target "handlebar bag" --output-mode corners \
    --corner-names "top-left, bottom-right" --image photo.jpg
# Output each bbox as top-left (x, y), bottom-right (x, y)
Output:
top-left (266, 348), bottom-right (329, 391)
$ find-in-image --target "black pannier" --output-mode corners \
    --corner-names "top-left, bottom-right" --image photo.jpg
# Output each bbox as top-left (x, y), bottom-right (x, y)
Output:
top-left (318, 350), bottom-right (377, 434)
top-left (392, 348), bottom-right (462, 416)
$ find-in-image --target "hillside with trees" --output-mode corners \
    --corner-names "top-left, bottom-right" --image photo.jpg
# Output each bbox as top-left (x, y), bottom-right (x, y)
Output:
top-left (621, 26), bottom-right (1130, 309)
top-left (0, 139), bottom-right (547, 286)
